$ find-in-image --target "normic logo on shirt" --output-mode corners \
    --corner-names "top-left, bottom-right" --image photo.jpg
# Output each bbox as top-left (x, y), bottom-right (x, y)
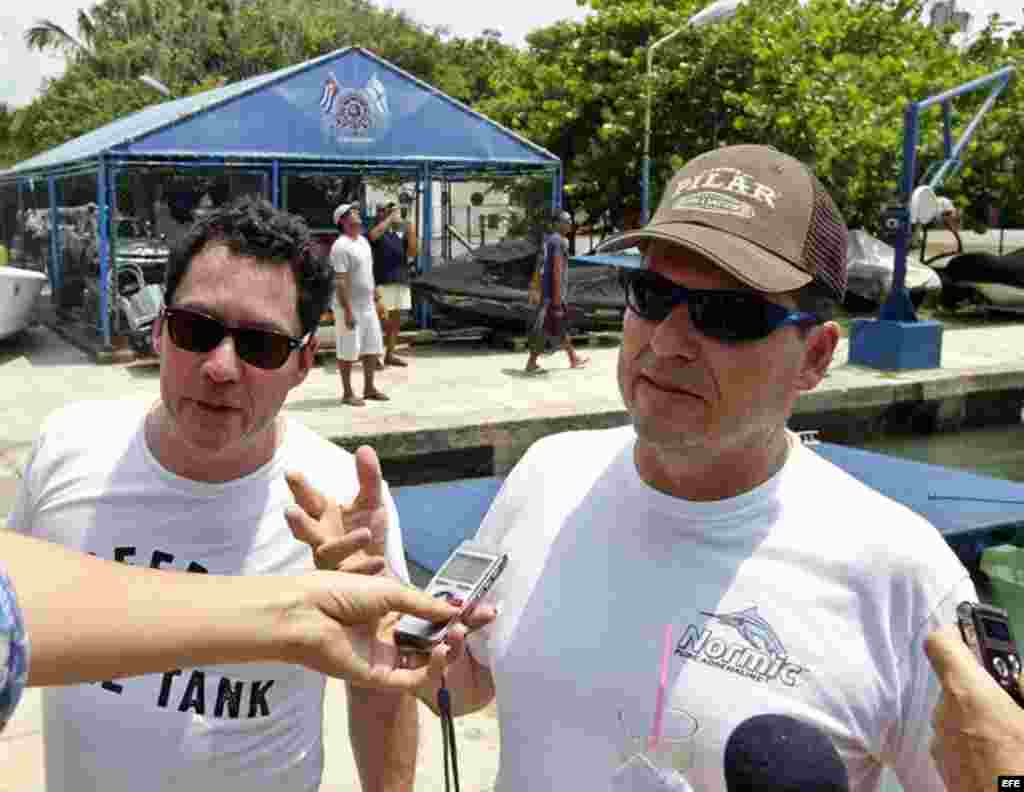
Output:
top-left (675, 606), bottom-right (807, 688)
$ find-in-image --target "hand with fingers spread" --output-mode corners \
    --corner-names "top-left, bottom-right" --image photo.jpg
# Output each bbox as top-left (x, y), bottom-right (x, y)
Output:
top-left (925, 624), bottom-right (1024, 791)
top-left (287, 570), bottom-right (459, 689)
top-left (285, 445), bottom-right (391, 575)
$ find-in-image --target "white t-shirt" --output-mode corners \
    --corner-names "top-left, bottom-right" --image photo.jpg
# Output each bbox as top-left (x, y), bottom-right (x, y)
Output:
top-left (468, 425), bottom-right (975, 792)
top-left (8, 399), bottom-right (409, 792)
top-left (330, 234), bottom-right (376, 312)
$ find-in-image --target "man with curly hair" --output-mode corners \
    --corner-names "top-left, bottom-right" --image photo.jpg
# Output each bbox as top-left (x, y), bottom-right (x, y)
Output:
top-left (8, 196), bottom-right (420, 792)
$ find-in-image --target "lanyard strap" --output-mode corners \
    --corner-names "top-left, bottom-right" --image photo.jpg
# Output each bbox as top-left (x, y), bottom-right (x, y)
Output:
top-left (438, 681), bottom-right (460, 792)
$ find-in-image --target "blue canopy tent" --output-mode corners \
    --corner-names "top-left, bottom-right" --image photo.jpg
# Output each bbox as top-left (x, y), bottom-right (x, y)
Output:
top-left (0, 47), bottom-right (562, 347)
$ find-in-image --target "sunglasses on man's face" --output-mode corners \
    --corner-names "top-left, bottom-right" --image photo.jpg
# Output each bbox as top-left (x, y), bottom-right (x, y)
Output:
top-left (162, 307), bottom-right (309, 370)
top-left (618, 269), bottom-right (820, 344)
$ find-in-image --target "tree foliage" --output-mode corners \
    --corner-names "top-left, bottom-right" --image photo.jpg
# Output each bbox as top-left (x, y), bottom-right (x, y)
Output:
top-left (4, 0), bottom-right (1024, 237)
top-left (478, 0), bottom-right (1024, 235)
top-left (3, 0), bottom-right (515, 166)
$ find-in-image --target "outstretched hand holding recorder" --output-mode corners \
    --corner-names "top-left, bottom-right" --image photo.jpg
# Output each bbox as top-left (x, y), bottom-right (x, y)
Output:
top-left (925, 608), bottom-right (1024, 792)
top-left (394, 542), bottom-right (507, 652)
top-left (956, 601), bottom-right (1024, 707)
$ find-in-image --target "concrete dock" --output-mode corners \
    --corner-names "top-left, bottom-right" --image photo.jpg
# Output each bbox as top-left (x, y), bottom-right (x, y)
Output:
top-left (3, 299), bottom-right (1024, 790)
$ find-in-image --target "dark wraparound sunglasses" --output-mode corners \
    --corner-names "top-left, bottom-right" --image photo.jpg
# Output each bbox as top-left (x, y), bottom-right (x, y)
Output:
top-left (163, 306), bottom-right (310, 369)
top-left (619, 269), bottom-right (820, 343)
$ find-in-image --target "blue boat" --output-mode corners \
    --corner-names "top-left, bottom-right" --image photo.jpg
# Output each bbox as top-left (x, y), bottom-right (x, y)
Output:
top-left (395, 439), bottom-right (1024, 594)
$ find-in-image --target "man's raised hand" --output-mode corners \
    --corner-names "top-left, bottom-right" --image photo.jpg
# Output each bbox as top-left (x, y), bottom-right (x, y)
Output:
top-left (285, 446), bottom-right (390, 575)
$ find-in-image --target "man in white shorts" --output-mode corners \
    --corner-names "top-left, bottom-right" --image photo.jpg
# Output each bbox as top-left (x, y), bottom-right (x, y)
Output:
top-left (330, 202), bottom-right (388, 406)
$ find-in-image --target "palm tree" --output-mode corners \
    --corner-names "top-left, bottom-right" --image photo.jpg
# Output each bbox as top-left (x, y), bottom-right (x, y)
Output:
top-left (23, 10), bottom-right (96, 59)
top-left (24, 0), bottom-right (172, 83)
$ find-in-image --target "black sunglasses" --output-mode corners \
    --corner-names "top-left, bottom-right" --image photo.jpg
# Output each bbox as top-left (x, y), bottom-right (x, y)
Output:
top-left (162, 307), bottom-right (310, 370)
top-left (619, 269), bottom-right (820, 343)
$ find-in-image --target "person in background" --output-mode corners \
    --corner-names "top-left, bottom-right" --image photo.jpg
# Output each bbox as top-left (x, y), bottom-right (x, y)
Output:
top-left (8, 196), bottom-right (419, 792)
top-left (925, 623), bottom-right (1024, 791)
top-left (524, 208), bottom-right (588, 375)
top-left (0, 531), bottom-right (460, 733)
top-left (331, 202), bottom-right (389, 406)
top-left (369, 201), bottom-right (417, 369)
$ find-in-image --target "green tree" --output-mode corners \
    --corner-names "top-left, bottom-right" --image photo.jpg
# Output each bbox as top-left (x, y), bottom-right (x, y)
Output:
top-left (479, 0), bottom-right (1020, 235)
top-left (9, 0), bottom-right (1023, 240)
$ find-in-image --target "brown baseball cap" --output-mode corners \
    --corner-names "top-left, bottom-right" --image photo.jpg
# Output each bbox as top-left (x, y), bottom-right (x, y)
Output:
top-left (597, 145), bottom-right (848, 300)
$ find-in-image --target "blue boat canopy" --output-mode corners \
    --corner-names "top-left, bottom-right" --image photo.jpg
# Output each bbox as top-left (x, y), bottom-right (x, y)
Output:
top-left (1, 46), bottom-right (559, 179)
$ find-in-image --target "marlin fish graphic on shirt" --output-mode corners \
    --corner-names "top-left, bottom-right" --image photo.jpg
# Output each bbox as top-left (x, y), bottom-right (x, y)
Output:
top-left (676, 606), bottom-right (807, 687)
top-left (701, 606), bottom-right (787, 656)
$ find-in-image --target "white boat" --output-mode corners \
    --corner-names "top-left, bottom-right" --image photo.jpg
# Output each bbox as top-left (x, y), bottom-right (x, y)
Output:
top-left (0, 267), bottom-right (48, 340)
top-left (845, 229), bottom-right (942, 310)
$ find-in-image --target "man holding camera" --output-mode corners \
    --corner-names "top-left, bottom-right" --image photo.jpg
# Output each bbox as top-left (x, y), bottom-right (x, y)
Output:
top-left (369, 201), bottom-right (417, 370)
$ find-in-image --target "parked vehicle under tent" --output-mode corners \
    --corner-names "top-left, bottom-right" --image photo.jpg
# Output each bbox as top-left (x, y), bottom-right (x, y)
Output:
top-left (0, 46), bottom-right (562, 355)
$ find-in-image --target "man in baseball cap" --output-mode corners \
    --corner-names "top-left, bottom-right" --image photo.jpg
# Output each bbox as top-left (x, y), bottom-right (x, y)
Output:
top-left (395, 144), bottom-right (973, 792)
top-left (332, 202), bottom-right (359, 226)
top-left (329, 201), bottom-right (389, 405)
top-left (597, 144), bottom-right (847, 301)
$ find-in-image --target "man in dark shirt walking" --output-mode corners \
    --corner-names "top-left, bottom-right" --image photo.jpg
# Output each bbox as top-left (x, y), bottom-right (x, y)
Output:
top-left (525, 209), bottom-right (588, 374)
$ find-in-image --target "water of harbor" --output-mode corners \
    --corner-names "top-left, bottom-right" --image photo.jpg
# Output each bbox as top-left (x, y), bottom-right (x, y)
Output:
top-left (855, 423), bottom-right (1024, 482)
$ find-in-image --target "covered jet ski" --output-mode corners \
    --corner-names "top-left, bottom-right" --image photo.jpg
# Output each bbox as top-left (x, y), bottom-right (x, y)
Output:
top-left (844, 229), bottom-right (942, 312)
top-left (411, 238), bottom-right (625, 331)
top-left (940, 248), bottom-right (1024, 313)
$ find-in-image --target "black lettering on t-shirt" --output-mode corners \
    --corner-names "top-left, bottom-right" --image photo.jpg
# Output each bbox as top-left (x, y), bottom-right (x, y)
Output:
top-left (152, 672), bottom-right (275, 718)
top-left (150, 550), bottom-right (175, 569)
top-left (214, 677), bottom-right (244, 718)
top-left (112, 546), bottom-right (208, 573)
top-left (178, 670), bottom-right (206, 714)
top-left (101, 680), bottom-right (124, 694)
top-left (248, 680), bottom-right (275, 718)
top-left (157, 670), bottom-right (183, 707)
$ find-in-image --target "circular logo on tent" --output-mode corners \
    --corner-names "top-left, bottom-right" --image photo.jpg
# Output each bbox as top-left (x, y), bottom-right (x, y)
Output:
top-left (336, 90), bottom-right (372, 136)
top-left (319, 72), bottom-right (391, 145)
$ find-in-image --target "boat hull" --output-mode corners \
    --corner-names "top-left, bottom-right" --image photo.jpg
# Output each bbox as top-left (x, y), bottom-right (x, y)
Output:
top-left (394, 442), bottom-right (1024, 580)
top-left (0, 268), bottom-right (48, 340)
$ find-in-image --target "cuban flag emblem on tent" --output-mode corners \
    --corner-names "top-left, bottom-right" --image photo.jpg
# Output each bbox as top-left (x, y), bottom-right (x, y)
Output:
top-left (319, 75), bottom-right (339, 114)
top-left (319, 70), bottom-right (392, 144)
top-left (366, 73), bottom-right (388, 117)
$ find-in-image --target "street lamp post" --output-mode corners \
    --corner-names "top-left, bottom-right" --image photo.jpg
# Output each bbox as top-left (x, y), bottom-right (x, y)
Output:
top-left (641, 0), bottom-right (746, 224)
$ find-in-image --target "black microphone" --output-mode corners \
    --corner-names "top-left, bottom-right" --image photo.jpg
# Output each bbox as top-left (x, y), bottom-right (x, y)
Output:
top-left (724, 713), bottom-right (850, 792)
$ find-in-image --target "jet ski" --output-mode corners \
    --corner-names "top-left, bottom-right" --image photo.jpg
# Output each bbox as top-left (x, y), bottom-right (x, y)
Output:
top-left (411, 237), bottom-right (624, 331)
